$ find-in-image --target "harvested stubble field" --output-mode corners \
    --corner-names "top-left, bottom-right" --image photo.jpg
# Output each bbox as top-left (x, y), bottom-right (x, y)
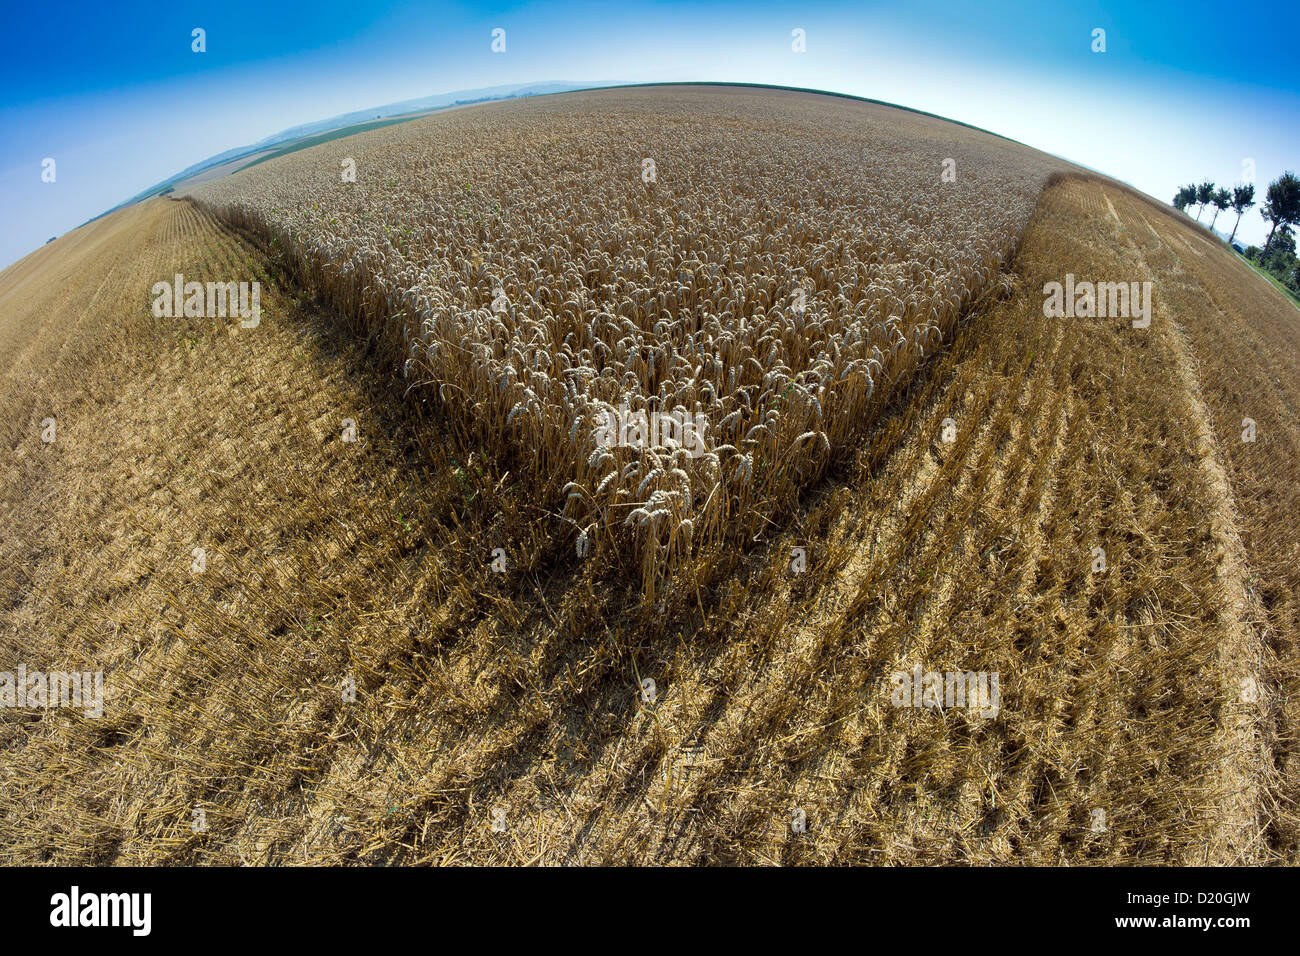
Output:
top-left (0, 85), bottom-right (1294, 864)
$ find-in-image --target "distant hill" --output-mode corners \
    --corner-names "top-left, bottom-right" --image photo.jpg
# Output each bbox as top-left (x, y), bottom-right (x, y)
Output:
top-left (90, 81), bottom-right (622, 224)
top-left (248, 81), bottom-right (598, 150)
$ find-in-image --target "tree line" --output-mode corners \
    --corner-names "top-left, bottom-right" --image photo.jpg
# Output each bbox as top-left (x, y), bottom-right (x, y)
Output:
top-left (1174, 172), bottom-right (1300, 296)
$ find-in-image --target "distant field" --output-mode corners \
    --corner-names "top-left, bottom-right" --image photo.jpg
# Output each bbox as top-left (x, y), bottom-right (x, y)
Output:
top-left (233, 113), bottom-right (434, 172)
top-left (1, 85), bottom-right (1294, 864)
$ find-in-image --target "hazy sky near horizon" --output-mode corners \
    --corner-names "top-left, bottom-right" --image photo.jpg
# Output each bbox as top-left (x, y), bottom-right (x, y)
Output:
top-left (2, 0), bottom-right (1298, 269)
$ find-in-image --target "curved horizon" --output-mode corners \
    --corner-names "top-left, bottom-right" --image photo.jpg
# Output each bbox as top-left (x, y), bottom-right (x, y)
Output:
top-left (3, 1), bottom-right (1298, 269)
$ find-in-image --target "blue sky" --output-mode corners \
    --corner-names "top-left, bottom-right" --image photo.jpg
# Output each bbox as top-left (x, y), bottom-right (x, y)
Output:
top-left (2, 0), bottom-right (1298, 269)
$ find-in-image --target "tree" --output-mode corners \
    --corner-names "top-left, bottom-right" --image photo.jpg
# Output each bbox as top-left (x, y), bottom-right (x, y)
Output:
top-left (1261, 172), bottom-right (1300, 255)
top-left (1195, 181), bottom-right (1215, 222)
top-left (1262, 226), bottom-right (1296, 276)
top-left (1229, 183), bottom-right (1255, 245)
top-left (1209, 188), bottom-right (1231, 230)
top-left (1268, 225), bottom-right (1295, 258)
top-left (1173, 185), bottom-right (1196, 212)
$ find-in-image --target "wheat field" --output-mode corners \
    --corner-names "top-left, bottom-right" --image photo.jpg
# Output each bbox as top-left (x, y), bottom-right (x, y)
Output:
top-left (0, 86), bottom-right (1293, 864)
top-left (193, 86), bottom-right (1064, 604)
